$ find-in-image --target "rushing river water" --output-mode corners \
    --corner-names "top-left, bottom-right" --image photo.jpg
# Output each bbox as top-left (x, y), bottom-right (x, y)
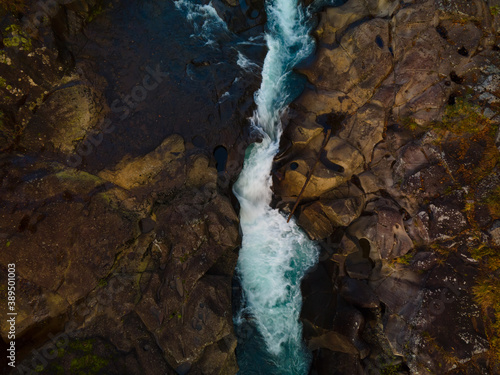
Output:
top-left (174, 0), bottom-right (338, 373)
top-left (231, 0), bottom-right (319, 374)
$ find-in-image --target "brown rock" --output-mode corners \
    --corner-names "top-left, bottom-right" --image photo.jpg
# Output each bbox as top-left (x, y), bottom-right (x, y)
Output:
top-left (298, 203), bottom-right (335, 240)
top-left (339, 103), bottom-right (387, 163)
top-left (298, 194), bottom-right (364, 239)
top-left (0, 163), bottom-right (136, 337)
top-left (157, 276), bottom-right (233, 367)
top-left (345, 252), bottom-right (374, 280)
top-left (369, 267), bottom-right (423, 318)
top-left (340, 278), bottom-right (379, 308)
top-left (308, 331), bottom-right (358, 355)
top-left (23, 84), bottom-right (107, 154)
top-left (347, 203), bottom-right (413, 260)
top-left (305, 18), bottom-right (393, 111)
top-left (489, 221), bottom-right (500, 246)
top-left (98, 134), bottom-right (186, 191)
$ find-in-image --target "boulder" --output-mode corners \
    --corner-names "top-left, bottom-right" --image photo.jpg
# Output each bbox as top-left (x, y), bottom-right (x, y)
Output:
top-left (301, 262), bottom-right (336, 329)
top-left (282, 114), bottom-right (324, 147)
top-left (298, 195), bottom-right (364, 239)
top-left (154, 276), bottom-right (234, 368)
top-left (347, 204), bottom-right (413, 260)
top-left (489, 221), bottom-right (500, 246)
top-left (308, 331), bottom-right (358, 355)
top-left (340, 278), bottom-right (380, 308)
top-left (274, 159), bottom-right (348, 199)
top-left (369, 267), bottom-right (423, 319)
top-left (298, 203), bottom-right (335, 240)
top-left (274, 136), bottom-right (365, 200)
top-left (339, 103), bottom-right (387, 163)
top-left (315, 0), bottom-right (399, 44)
top-left (154, 189), bottom-right (240, 292)
top-left (98, 134), bottom-right (186, 191)
top-left (332, 301), bottom-right (370, 359)
top-left (309, 351), bottom-right (364, 375)
top-left (304, 18), bottom-right (393, 112)
top-left (23, 84), bottom-right (107, 154)
top-left (0, 161), bottom-right (136, 338)
top-left (345, 251), bottom-right (373, 280)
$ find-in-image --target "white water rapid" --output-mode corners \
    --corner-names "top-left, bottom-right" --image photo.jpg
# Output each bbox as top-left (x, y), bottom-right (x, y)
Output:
top-left (232, 0), bottom-right (319, 373)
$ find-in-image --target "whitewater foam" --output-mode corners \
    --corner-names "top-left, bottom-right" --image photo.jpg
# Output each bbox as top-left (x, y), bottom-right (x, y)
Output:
top-left (233, 0), bottom-right (318, 372)
top-left (236, 51), bottom-right (261, 72)
top-left (174, 0), bottom-right (230, 45)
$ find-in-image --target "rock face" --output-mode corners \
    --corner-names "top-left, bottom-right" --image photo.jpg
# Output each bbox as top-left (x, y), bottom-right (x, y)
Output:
top-left (0, 133), bottom-right (242, 373)
top-left (2, 0), bottom-right (500, 374)
top-left (0, 0), bottom-right (266, 373)
top-left (278, 0), bottom-right (500, 374)
top-left (23, 84), bottom-right (107, 154)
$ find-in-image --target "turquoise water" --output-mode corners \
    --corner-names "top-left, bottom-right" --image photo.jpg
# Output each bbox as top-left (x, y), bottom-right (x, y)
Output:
top-left (173, 0), bottom-right (323, 372)
top-left (232, 0), bottom-right (319, 373)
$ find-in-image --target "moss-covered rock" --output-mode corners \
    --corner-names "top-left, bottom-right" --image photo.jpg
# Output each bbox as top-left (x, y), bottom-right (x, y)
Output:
top-left (23, 84), bottom-right (107, 154)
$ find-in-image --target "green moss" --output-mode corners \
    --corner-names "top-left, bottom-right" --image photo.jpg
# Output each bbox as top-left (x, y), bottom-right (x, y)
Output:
top-left (3, 24), bottom-right (32, 51)
top-left (421, 331), bottom-right (432, 339)
top-left (470, 245), bottom-right (497, 262)
top-left (491, 5), bottom-right (499, 16)
top-left (40, 338), bottom-right (115, 375)
top-left (87, 4), bottom-right (105, 22)
top-left (0, 0), bottom-right (25, 14)
top-left (395, 252), bottom-right (413, 265)
top-left (66, 339), bottom-right (110, 375)
top-left (0, 109), bottom-right (22, 146)
top-left (485, 186), bottom-right (500, 219)
top-left (443, 185), bottom-right (455, 195)
top-left (381, 365), bottom-right (400, 375)
top-left (69, 354), bottom-right (109, 375)
top-left (400, 117), bottom-right (420, 132)
top-left (0, 50), bottom-right (9, 65)
top-left (402, 97), bottom-right (495, 139)
top-left (472, 243), bottom-right (500, 363)
top-left (55, 170), bottom-right (102, 185)
top-left (440, 97), bottom-right (490, 135)
top-left (430, 97), bottom-right (500, 186)
top-left (69, 339), bottom-right (94, 353)
top-left (49, 364), bottom-right (64, 375)
top-left (379, 355), bottom-right (407, 375)
top-left (98, 278), bottom-right (107, 287)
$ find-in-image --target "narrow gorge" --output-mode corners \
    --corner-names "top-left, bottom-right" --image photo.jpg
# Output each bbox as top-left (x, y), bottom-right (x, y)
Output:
top-left (0, 0), bottom-right (500, 374)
